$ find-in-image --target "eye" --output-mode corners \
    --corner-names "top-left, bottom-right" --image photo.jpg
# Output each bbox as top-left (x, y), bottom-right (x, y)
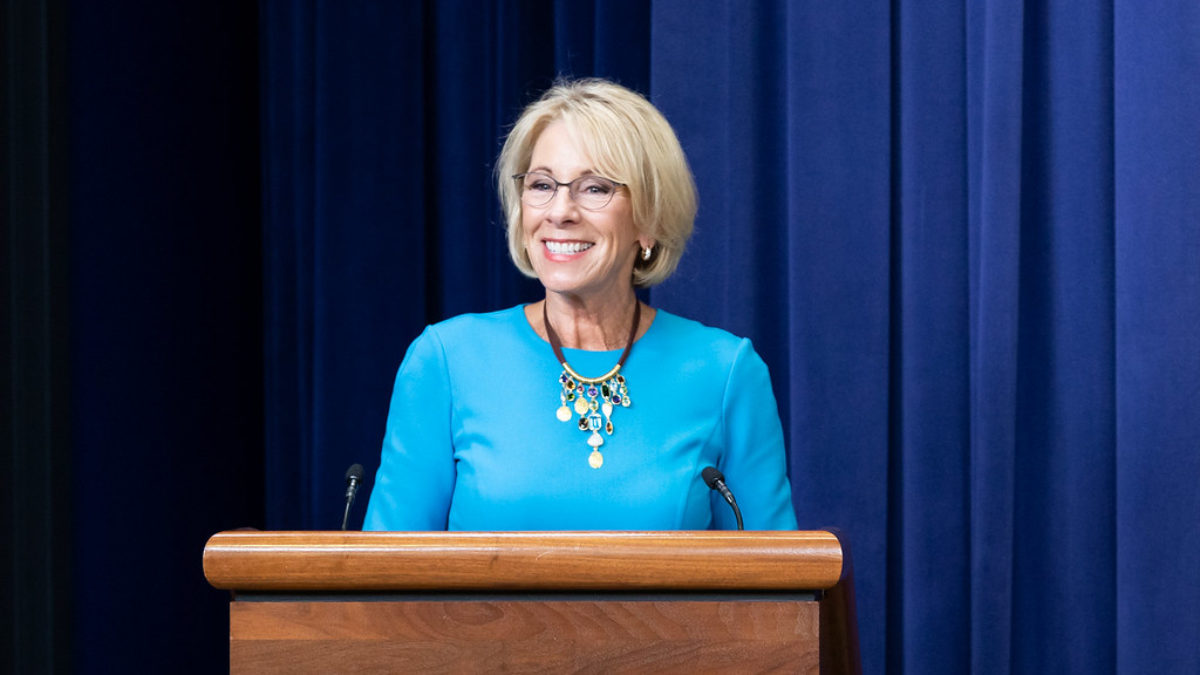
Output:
top-left (526, 176), bottom-right (554, 192)
top-left (578, 177), bottom-right (613, 195)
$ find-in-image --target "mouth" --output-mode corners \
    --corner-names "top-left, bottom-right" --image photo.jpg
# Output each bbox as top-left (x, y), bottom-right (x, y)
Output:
top-left (543, 240), bottom-right (594, 255)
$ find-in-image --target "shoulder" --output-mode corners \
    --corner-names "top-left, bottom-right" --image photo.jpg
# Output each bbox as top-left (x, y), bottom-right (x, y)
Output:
top-left (395, 305), bottom-right (533, 386)
top-left (423, 305), bottom-right (529, 345)
top-left (404, 306), bottom-right (538, 373)
top-left (649, 309), bottom-right (755, 365)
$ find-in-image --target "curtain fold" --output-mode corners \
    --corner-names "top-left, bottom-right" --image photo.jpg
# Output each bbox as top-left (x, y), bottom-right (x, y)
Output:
top-left (1114, 1), bottom-right (1200, 671)
top-left (894, 1), bottom-right (971, 671)
top-left (965, 0), bottom-right (1025, 666)
top-left (260, 1), bottom-right (1200, 671)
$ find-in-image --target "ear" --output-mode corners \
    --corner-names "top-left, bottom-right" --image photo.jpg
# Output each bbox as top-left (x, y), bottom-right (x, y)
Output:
top-left (637, 236), bottom-right (656, 251)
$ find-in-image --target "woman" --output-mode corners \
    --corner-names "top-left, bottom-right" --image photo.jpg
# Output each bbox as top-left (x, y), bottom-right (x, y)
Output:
top-left (364, 79), bottom-right (797, 531)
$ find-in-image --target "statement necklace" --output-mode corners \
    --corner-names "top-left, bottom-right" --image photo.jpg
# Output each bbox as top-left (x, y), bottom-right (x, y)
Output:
top-left (544, 300), bottom-right (639, 469)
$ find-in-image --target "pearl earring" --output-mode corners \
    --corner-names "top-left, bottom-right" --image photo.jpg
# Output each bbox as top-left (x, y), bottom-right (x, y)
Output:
top-left (641, 246), bottom-right (652, 261)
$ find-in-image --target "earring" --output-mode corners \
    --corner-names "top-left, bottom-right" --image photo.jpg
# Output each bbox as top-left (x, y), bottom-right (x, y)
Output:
top-left (641, 246), bottom-right (653, 261)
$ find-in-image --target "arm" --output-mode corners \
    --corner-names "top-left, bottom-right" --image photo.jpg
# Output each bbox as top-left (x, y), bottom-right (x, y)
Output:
top-left (714, 338), bottom-right (799, 530)
top-left (362, 326), bottom-right (456, 530)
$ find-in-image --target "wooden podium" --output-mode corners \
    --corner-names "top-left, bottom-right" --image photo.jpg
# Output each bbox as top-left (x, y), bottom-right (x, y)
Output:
top-left (203, 530), bottom-right (859, 673)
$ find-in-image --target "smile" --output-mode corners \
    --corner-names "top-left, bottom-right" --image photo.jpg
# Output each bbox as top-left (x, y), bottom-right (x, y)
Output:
top-left (544, 240), bottom-right (594, 254)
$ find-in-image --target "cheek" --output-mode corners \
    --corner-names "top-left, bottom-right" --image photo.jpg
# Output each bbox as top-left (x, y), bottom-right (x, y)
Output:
top-left (520, 214), bottom-right (536, 243)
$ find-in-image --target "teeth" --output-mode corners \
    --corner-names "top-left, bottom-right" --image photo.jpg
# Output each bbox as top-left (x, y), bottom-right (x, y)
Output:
top-left (545, 241), bottom-right (594, 254)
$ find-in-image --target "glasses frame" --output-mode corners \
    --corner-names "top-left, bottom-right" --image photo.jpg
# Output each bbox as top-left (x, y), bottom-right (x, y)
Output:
top-left (513, 172), bottom-right (627, 211)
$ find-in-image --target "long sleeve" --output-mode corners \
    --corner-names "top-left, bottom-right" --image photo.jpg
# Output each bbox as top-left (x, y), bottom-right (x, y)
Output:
top-left (363, 326), bottom-right (457, 530)
top-left (713, 338), bottom-right (799, 530)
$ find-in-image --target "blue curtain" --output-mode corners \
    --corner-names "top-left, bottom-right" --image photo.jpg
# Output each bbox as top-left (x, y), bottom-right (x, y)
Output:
top-left (65, 3), bottom-right (264, 672)
top-left (260, 1), bottom-right (1200, 672)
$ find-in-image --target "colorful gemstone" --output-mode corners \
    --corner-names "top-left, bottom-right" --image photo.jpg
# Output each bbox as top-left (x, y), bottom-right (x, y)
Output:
top-left (578, 416), bottom-right (589, 431)
top-left (589, 399), bottom-right (599, 412)
top-left (621, 396), bottom-right (631, 407)
top-left (605, 420), bottom-right (613, 435)
top-left (587, 386), bottom-right (599, 397)
top-left (566, 391), bottom-right (575, 401)
top-left (601, 384), bottom-right (611, 398)
top-left (566, 379), bottom-right (576, 390)
top-left (588, 414), bottom-right (602, 431)
top-left (616, 374), bottom-right (625, 384)
top-left (611, 395), bottom-right (620, 404)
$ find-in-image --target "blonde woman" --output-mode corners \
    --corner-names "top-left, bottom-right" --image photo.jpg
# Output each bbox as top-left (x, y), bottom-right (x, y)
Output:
top-left (365, 79), bottom-right (797, 531)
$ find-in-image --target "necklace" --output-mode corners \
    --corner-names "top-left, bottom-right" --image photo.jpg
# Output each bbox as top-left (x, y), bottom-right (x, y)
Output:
top-left (544, 300), bottom-right (640, 469)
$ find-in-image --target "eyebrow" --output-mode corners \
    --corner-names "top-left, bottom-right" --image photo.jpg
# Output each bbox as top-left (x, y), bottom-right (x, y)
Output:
top-left (528, 166), bottom-right (596, 177)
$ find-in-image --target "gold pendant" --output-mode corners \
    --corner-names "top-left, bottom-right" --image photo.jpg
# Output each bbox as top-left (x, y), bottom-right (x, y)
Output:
top-left (555, 366), bottom-right (632, 472)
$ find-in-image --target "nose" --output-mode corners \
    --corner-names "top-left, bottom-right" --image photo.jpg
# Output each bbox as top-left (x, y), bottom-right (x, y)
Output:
top-left (544, 183), bottom-right (579, 222)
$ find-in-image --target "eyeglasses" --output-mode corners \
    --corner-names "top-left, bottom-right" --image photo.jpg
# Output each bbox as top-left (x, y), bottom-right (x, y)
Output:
top-left (513, 172), bottom-right (625, 211)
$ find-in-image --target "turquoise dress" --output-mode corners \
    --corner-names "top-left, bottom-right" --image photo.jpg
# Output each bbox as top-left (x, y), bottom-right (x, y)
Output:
top-left (363, 305), bottom-right (798, 531)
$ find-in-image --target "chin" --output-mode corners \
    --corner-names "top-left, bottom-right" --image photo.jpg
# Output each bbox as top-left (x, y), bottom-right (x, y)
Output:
top-left (539, 278), bottom-right (589, 296)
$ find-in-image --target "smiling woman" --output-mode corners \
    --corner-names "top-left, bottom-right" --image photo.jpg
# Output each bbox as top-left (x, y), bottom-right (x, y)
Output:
top-left (363, 79), bottom-right (797, 531)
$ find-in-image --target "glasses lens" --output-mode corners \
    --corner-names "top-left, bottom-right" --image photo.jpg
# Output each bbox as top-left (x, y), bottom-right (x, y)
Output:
top-left (571, 176), bottom-right (616, 210)
top-left (520, 173), bottom-right (556, 207)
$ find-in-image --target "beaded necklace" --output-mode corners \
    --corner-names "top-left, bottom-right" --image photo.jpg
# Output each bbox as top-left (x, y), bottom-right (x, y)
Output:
top-left (544, 300), bottom-right (639, 469)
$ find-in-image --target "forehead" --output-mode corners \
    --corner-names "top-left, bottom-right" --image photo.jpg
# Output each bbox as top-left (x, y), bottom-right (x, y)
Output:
top-left (528, 120), bottom-right (596, 175)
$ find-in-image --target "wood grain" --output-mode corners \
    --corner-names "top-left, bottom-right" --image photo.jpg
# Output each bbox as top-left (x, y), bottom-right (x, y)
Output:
top-left (203, 531), bottom-right (843, 592)
top-left (229, 600), bottom-right (820, 674)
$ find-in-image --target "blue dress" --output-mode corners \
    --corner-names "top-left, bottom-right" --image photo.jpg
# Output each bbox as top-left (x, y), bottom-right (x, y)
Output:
top-left (363, 305), bottom-right (798, 531)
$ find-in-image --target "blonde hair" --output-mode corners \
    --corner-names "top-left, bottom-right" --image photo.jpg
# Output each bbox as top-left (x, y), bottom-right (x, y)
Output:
top-left (496, 78), bottom-right (697, 288)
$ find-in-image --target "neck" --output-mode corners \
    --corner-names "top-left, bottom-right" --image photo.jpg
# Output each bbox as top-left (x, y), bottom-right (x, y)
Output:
top-left (543, 290), bottom-right (639, 351)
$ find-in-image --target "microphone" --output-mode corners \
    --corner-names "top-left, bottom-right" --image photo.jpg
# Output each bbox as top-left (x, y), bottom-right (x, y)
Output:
top-left (341, 463), bottom-right (364, 531)
top-left (702, 466), bottom-right (744, 531)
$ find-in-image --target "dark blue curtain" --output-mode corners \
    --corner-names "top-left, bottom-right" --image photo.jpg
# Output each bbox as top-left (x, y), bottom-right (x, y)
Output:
top-left (261, 1), bottom-right (1200, 673)
top-left (68, 3), bottom-right (263, 672)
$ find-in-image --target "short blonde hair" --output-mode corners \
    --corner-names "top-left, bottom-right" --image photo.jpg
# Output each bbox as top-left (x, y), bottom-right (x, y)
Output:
top-left (496, 79), bottom-right (697, 288)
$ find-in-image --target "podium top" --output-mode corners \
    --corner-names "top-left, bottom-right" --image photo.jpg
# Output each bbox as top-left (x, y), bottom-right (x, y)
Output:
top-left (203, 530), bottom-right (843, 592)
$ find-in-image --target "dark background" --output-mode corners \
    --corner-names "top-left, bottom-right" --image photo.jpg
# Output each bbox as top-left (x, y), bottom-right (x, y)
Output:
top-left (4, 1), bottom-right (1198, 673)
top-left (6, 1), bottom-right (263, 672)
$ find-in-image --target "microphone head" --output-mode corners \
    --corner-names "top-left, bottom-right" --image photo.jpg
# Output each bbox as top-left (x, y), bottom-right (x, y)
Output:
top-left (345, 463), bottom-right (364, 482)
top-left (701, 466), bottom-right (725, 489)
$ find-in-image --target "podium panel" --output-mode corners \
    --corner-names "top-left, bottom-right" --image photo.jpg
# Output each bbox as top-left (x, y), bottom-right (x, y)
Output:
top-left (229, 597), bottom-right (819, 672)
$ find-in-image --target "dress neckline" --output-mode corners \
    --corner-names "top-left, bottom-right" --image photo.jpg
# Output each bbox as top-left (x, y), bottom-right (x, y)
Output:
top-left (518, 303), bottom-right (661, 355)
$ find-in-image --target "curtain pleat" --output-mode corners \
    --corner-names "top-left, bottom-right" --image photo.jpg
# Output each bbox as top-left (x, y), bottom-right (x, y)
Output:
top-left (894, 1), bottom-right (971, 671)
top-left (260, 1), bottom-right (1200, 672)
top-left (966, 1), bottom-right (1026, 672)
top-left (1114, 2), bottom-right (1200, 672)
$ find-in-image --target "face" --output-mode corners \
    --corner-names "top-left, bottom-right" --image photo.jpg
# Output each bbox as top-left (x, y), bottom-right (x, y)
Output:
top-left (521, 120), bottom-right (650, 302)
